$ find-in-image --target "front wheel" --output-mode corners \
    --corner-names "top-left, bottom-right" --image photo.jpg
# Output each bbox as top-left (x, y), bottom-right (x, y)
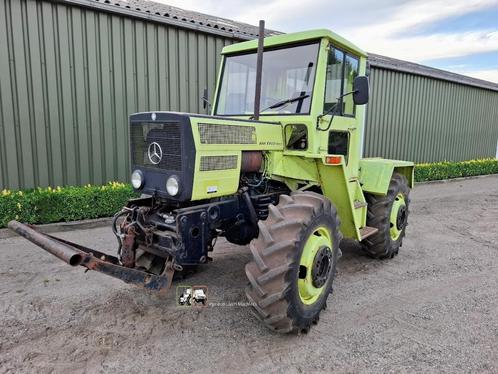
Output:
top-left (245, 192), bottom-right (342, 333)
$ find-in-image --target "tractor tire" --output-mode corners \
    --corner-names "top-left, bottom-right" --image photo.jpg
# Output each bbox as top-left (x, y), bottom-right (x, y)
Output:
top-left (362, 173), bottom-right (410, 259)
top-left (245, 191), bottom-right (342, 333)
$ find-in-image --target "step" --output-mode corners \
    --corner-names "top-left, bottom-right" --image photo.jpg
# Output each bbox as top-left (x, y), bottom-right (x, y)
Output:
top-left (359, 226), bottom-right (379, 241)
top-left (354, 200), bottom-right (367, 209)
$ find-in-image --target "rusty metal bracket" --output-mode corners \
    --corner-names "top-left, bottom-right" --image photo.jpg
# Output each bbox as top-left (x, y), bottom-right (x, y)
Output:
top-left (8, 221), bottom-right (172, 293)
top-left (120, 225), bottom-right (137, 268)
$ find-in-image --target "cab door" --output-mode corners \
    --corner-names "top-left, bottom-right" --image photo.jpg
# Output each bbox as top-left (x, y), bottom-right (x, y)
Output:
top-left (320, 45), bottom-right (362, 180)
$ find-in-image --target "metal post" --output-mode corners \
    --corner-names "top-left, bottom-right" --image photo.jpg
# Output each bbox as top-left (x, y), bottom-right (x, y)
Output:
top-left (253, 20), bottom-right (265, 121)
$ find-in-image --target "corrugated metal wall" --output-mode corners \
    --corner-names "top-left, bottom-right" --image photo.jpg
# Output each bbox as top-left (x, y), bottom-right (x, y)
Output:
top-left (2, 0), bottom-right (498, 190)
top-left (364, 67), bottom-right (498, 163)
top-left (0, 0), bottom-right (234, 190)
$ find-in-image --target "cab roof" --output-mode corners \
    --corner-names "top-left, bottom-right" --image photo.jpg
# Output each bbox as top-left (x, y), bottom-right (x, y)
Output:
top-left (221, 29), bottom-right (367, 57)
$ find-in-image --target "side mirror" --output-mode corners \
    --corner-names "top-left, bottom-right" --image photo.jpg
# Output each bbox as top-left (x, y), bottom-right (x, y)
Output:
top-left (353, 76), bottom-right (369, 105)
top-left (202, 88), bottom-right (210, 109)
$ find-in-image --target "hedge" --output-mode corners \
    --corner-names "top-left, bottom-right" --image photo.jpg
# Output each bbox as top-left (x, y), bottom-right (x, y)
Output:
top-left (414, 158), bottom-right (498, 182)
top-left (1, 159), bottom-right (497, 228)
top-left (0, 182), bottom-right (137, 228)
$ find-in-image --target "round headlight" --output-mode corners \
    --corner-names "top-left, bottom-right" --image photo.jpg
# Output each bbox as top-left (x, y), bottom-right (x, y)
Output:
top-left (131, 170), bottom-right (144, 189)
top-left (166, 176), bottom-right (180, 196)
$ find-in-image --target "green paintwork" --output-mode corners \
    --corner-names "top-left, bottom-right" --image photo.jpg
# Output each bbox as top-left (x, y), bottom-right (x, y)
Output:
top-left (390, 193), bottom-right (406, 240)
top-left (359, 158), bottom-right (414, 195)
top-left (221, 29), bottom-right (367, 57)
top-left (298, 225), bottom-right (332, 305)
top-left (316, 157), bottom-right (366, 239)
top-left (189, 115), bottom-right (283, 200)
top-left (267, 153), bottom-right (321, 185)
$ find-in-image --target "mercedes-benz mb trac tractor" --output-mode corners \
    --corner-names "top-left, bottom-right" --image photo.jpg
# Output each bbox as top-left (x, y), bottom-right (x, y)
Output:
top-left (9, 28), bottom-right (413, 334)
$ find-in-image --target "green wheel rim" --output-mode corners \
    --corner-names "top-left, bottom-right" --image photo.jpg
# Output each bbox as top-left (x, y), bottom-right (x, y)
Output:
top-left (298, 226), bottom-right (333, 305)
top-left (390, 193), bottom-right (407, 241)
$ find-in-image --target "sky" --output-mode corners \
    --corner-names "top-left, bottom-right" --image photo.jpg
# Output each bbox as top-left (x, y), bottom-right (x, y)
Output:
top-left (153, 0), bottom-right (498, 83)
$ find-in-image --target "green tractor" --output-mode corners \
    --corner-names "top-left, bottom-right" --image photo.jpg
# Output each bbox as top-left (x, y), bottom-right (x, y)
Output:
top-left (9, 27), bottom-right (413, 333)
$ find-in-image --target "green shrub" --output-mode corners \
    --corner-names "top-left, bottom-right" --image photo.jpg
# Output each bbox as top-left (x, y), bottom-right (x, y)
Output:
top-left (0, 182), bottom-right (137, 228)
top-left (414, 158), bottom-right (498, 182)
top-left (1, 159), bottom-right (497, 228)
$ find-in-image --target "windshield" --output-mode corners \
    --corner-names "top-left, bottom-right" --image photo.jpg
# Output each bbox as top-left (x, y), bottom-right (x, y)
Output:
top-left (215, 42), bottom-right (320, 116)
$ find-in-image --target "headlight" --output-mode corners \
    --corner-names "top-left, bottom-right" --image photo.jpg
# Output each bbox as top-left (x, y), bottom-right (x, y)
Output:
top-left (166, 175), bottom-right (180, 196)
top-left (131, 170), bottom-right (144, 189)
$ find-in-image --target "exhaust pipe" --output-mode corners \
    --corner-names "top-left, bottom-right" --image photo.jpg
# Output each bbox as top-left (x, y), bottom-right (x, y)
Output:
top-left (8, 220), bottom-right (84, 266)
top-left (253, 20), bottom-right (265, 121)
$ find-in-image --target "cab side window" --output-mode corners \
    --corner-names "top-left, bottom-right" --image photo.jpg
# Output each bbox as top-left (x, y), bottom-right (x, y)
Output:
top-left (343, 55), bottom-right (359, 115)
top-left (324, 46), bottom-right (359, 116)
top-left (324, 48), bottom-right (344, 113)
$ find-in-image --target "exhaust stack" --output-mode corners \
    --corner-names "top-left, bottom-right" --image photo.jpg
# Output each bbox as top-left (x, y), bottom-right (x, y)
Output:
top-left (253, 20), bottom-right (265, 121)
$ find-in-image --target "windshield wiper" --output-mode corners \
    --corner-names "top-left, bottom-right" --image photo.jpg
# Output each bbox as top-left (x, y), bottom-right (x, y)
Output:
top-left (249, 94), bottom-right (310, 119)
top-left (267, 94), bottom-right (310, 110)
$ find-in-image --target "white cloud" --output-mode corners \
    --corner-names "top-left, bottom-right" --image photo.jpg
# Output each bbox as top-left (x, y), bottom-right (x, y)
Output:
top-left (348, 30), bottom-right (498, 61)
top-left (339, 1), bottom-right (498, 61)
top-left (151, 0), bottom-right (498, 83)
top-left (450, 69), bottom-right (498, 83)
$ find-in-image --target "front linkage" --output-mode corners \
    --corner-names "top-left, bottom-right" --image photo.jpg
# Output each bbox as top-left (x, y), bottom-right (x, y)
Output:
top-left (8, 189), bottom-right (281, 294)
top-left (8, 220), bottom-right (174, 292)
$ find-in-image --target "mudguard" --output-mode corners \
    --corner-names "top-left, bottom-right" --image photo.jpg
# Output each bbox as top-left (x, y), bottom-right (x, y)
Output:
top-left (359, 158), bottom-right (414, 195)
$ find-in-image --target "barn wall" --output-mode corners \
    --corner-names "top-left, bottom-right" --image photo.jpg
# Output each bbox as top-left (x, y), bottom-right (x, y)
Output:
top-left (0, 0), bottom-right (234, 189)
top-left (365, 67), bottom-right (498, 163)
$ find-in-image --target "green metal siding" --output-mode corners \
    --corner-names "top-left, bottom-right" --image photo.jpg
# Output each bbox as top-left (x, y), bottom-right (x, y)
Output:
top-left (365, 67), bottom-right (498, 163)
top-left (0, 0), bottom-right (234, 190)
top-left (2, 0), bottom-right (498, 191)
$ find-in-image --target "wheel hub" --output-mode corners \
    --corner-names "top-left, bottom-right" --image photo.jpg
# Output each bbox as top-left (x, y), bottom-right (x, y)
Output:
top-left (298, 226), bottom-right (334, 305)
top-left (396, 205), bottom-right (407, 231)
top-left (311, 246), bottom-right (332, 288)
top-left (390, 193), bottom-right (407, 240)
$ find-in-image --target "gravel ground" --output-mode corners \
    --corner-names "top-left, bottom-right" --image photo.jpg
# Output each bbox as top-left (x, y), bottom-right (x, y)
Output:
top-left (0, 176), bottom-right (497, 373)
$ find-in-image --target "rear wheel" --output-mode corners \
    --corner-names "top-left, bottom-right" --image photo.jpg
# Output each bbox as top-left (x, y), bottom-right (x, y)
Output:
top-left (362, 173), bottom-right (410, 259)
top-left (245, 191), bottom-right (342, 333)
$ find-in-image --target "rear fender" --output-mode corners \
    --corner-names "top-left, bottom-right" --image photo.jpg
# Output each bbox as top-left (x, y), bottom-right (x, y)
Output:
top-left (359, 158), bottom-right (414, 195)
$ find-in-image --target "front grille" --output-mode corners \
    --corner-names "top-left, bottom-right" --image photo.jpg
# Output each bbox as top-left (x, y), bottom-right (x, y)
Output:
top-left (198, 123), bottom-right (257, 144)
top-left (130, 122), bottom-right (182, 171)
top-left (200, 155), bottom-right (238, 171)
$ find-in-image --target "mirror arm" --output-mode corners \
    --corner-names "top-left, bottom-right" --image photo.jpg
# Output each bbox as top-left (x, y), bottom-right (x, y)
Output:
top-left (316, 90), bottom-right (356, 131)
top-left (202, 98), bottom-right (212, 109)
top-left (317, 113), bottom-right (336, 132)
top-left (202, 88), bottom-right (211, 110)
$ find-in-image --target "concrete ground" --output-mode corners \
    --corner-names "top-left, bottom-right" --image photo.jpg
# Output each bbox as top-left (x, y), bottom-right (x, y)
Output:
top-left (0, 176), bottom-right (497, 373)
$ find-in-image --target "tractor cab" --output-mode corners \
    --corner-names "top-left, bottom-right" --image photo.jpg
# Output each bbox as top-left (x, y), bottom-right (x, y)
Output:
top-left (213, 30), bottom-right (369, 179)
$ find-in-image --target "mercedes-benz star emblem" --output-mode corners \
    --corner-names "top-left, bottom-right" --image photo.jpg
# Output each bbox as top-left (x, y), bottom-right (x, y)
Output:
top-left (147, 142), bottom-right (163, 165)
